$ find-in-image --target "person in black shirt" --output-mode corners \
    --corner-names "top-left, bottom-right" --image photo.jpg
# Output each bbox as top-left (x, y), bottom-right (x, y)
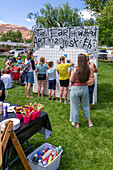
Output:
top-left (0, 79), bottom-right (5, 101)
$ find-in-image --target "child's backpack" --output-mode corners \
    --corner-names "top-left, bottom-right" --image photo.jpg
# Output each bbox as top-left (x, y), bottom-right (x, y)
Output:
top-left (23, 60), bottom-right (31, 73)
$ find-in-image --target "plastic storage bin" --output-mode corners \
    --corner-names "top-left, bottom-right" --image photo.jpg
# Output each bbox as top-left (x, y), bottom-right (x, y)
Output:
top-left (27, 143), bottom-right (63, 170)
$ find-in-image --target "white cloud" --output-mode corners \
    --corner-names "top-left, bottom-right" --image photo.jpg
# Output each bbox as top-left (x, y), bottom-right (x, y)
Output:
top-left (0, 20), bottom-right (6, 24)
top-left (26, 18), bottom-right (34, 22)
top-left (78, 9), bottom-right (96, 20)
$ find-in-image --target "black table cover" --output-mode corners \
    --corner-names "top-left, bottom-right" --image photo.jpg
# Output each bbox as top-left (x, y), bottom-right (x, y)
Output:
top-left (0, 104), bottom-right (52, 169)
top-left (0, 109), bottom-right (52, 143)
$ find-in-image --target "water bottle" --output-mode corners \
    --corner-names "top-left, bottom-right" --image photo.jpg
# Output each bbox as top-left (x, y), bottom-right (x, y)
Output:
top-left (3, 105), bottom-right (8, 117)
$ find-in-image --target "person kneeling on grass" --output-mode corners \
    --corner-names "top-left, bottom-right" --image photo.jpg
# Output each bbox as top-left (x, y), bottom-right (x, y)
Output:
top-left (56, 56), bottom-right (74, 104)
top-left (46, 61), bottom-right (56, 100)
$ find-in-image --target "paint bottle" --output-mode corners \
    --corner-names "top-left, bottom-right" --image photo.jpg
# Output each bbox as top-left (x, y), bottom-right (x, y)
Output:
top-left (43, 156), bottom-right (49, 166)
top-left (58, 146), bottom-right (62, 154)
top-left (41, 150), bottom-right (45, 156)
top-left (53, 150), bottom-right (57, 159)
top-left (37, 151), bottom-right (42, 159)
top-left (89, 55), bottom-right (94, 63)
top-left (32, 153), bottom-right (38, 162)
top-left (42, 150), bottom-right (52, 160)
top-left (57, 60), bottom-right (60, 64)
top-left (66, 59), bottom-right (70, 63)
top-left (43, 160), bottom-right (47, 166)
top-left (44, 148), bottom-right (50, 154)
top-left (48, 155), bottom-right (53, 164)
top-left (38, 159), bottom-right (43, 166)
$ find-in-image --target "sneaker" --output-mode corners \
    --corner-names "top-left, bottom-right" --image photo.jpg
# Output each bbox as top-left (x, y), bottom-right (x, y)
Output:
top-left (64, 100), bottom-right (68, 104)
top-left (49, 98), bottom-right (51, 100)
top-left (59, 100), bottom-right (62, 103)
top-left (53, 98), bottom-right (56, 100)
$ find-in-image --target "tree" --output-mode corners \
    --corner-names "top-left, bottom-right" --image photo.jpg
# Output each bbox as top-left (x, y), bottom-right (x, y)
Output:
top-left (27, 2), bottom-right (82, 28)
top-left (95, 0), bottom-right (113, 46)
top-left (83, 18), bottom-right (95, 26)
top-left (81, 0), bottom-right (107, 13)
top-left (0, 30), bottom-right (24, 42)
top-left (81, 0), bottom-right (113, 46)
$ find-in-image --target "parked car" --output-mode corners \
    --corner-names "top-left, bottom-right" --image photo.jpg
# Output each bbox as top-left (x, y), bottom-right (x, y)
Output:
top-left (98, 49), bottom-right (108, 60)
top-left (26, 48), bottom-right (33, 53)
top-left (9, 48), bottom-right (25, 54)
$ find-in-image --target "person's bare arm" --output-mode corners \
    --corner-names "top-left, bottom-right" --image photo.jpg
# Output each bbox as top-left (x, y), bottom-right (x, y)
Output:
top-left (67, 59), bottom-right (74, 66)
top-left (70, 69), bottom-right (75, 83)
top-left (46, 73), bottom-right (49, 78)
top-left (0, 90), bottom-right (3, 96)
top-left (57, 70), bottom-right (59, 75)
top-left (94, 63), bottom-right (98, 73)
top-left (35, 68), bottom-right (38, 73)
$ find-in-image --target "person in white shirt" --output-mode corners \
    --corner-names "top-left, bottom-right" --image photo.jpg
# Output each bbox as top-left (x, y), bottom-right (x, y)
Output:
top-left (1, 68), bottom-right (13, 89)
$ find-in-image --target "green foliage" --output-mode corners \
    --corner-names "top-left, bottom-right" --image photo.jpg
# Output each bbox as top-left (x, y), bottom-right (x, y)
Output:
top-left (96, 0), bottom-right (113, 46)
top-left (25, 39), bottom-right (32, 43)
top-left (27, 2), bottom-right (82, 28)
top-left (81, 0), bottom-right (107, 13)
top-left (83, 18), bottom-right (96, 26)
top-left (82, 0), bottom-right (113, 46)
top-left (0, 30), bottom-right (24, 43)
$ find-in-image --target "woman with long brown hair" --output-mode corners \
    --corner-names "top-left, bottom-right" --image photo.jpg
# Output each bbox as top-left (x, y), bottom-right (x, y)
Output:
top-left (70, 54), bottom-right (93, 128)
top-left (24, 51), bottom-right (35, 98)
top-left (35, 57), bottom-right (49, 98)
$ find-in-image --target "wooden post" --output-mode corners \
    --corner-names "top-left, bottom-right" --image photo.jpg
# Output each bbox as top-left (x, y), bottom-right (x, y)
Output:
top-left (11, 131), bottom-right (31, 170)
top-left (2, 121), bottom-right (13, 155)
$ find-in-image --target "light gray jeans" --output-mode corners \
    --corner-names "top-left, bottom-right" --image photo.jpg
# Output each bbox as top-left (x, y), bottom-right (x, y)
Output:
top-left (70, 86), bottom-right (90, 123)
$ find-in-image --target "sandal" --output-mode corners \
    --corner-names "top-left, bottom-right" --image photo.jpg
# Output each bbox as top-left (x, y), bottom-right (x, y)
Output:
top-left (88, 120), bottom-right (93, 127)
top-left (71, 122), bottom-right (79, 128)
top-left (27, 96), bottom-right (33, 98)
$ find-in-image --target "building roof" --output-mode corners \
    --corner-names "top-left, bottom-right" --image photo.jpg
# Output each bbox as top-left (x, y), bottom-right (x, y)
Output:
top-left (0, 40), bottom-right (31, 47)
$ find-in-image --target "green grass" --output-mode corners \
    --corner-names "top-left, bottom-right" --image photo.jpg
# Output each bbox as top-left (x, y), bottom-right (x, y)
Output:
top-left (1, 56), bottom-right (113, 170)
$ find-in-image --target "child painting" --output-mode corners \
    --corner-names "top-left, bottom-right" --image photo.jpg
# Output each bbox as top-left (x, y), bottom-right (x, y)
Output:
top-left (46, 61), bottom-right (56, 100)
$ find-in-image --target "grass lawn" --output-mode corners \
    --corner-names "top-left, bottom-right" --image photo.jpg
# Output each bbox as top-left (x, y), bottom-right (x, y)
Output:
top-left (0, 56), bottom-right (113, 170)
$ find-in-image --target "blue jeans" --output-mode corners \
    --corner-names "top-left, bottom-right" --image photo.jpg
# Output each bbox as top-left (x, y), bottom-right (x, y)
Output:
top-left (88, 83), bottom-right (95, 104)
top-left (70, 86), bottom-right (90, 123)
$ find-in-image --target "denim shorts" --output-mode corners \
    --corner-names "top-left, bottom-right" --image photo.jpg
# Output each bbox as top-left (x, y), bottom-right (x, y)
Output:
top-left (48, 80), bottom-right (56, 90)
top-left (25, 72), bottom-right (34, 84)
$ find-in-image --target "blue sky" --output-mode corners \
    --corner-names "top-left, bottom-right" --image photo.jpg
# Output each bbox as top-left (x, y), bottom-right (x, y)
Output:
top-left (0, 0), bottom-right (94, 30)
